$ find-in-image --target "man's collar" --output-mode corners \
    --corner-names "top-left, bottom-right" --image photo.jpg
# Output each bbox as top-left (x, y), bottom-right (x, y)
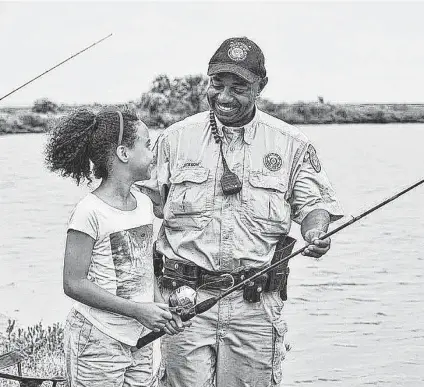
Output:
top-left (212, 107), bottom-right (259, 145)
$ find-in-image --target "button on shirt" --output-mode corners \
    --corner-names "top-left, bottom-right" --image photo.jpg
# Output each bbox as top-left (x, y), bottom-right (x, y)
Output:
top-left (138, 109), bottom-right (344, 272)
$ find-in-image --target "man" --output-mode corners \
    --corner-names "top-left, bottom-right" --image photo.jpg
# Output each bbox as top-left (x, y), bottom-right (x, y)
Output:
top-left (139, 37), bottom-right (343, 387)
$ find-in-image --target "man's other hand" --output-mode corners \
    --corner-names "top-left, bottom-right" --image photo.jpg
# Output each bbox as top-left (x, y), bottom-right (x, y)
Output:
top-left (302, 229), bottom-right (331, 259)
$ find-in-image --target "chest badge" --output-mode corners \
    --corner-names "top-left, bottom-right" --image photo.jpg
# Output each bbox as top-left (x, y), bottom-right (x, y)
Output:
top-left (263, 153), bottom-right (283, 172)
top-left (305, 144), bottom-right (321, 173)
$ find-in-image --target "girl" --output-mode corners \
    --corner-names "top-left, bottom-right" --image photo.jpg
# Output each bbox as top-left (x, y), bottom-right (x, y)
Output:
top-left (45, 107), bottom-right (184, 387)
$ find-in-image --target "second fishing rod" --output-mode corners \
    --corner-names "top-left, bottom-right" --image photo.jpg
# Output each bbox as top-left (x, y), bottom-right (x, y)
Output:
top-left (136, 177), bottom-right (424, 348)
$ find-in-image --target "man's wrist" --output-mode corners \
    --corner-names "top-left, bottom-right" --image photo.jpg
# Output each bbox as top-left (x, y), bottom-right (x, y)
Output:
top-left (301, 209), bottom-right (330, 240)
top-left (303, 229), bottom-right (325, 243)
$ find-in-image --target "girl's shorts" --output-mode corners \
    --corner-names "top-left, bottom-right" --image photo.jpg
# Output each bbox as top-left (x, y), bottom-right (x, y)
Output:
top-left (64, 308), bottom-right (157, 387)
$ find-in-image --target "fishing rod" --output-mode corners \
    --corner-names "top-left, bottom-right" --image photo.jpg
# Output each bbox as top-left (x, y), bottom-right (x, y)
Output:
top-left (137, 177), bottom-right (424, 348)
top-left (0, 33), bottom-right (113, 102)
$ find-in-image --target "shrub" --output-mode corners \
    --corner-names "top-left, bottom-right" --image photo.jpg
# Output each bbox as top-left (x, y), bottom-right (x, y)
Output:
top-left (32, 98), bottom-right (58, 114)
top-left (0, 118), bottom-right (7, 133)
top-left (19, 113), bottom-right (48, 129)
top-left (0, 319), bottom-right (65, 382)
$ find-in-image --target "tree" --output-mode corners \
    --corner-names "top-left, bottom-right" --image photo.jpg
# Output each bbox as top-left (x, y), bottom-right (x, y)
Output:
top-left (136, 74), bottom-right (209, 127)
top-left (172, 75), bottom-right (209, 114)
top-left (151, 75), bottom-right (172, 97)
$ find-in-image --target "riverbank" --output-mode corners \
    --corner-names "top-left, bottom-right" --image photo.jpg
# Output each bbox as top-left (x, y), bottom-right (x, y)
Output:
top-left (2, 102), bottom-right (424, 135)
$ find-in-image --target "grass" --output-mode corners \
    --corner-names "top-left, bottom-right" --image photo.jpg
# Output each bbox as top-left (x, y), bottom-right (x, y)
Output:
top-left (0, 319), bottom-right (65, 386)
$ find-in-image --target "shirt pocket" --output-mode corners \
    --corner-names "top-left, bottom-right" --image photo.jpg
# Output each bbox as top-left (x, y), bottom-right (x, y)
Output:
top-left (165, 166), bottom-right (213, 230)
top-left (242, 171), bottom-right (291, 235)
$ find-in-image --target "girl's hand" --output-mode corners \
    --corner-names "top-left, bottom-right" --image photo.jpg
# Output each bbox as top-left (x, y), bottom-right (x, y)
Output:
top-left (163, 312), bottom-right (192, 336)
top-left (132, 303), bottom-right (173, 332)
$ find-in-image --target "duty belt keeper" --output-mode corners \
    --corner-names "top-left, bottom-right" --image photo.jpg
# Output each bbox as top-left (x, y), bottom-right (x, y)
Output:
top-left (162, 258), bottom-right (200, 291)
top-left (267, 235), bottom-right (297, 301)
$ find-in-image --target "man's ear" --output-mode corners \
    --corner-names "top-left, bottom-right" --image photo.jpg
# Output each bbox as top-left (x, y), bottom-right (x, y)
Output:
top-left (116, 145), bottom-right (129, 163)
top-left (258, 76), bottom-right (268, 94)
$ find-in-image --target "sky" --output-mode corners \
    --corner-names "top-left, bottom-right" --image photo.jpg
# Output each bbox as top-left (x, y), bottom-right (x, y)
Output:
top-left (0, 1), bottom-right (423, 106)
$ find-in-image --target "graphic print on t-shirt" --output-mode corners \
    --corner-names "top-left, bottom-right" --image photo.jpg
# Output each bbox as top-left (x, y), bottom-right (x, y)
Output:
top-left (109, 224), bottom-right (153, 300)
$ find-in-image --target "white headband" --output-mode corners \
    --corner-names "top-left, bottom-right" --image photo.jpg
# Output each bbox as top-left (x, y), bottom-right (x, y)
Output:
top-left (117, 111), bottom-right (124, 146)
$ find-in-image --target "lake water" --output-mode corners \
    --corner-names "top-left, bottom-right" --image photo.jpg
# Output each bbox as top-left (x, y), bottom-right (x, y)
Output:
top-left (1, 124), bottom-right (424, 386)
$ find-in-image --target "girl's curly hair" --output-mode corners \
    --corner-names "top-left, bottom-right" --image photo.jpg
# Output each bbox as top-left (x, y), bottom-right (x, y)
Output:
top-left (45, 106), bottom-right (139, 185)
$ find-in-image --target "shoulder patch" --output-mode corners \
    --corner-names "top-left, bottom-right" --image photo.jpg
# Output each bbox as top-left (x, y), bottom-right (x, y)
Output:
top-left (304, 145), bottom-right (321, 173)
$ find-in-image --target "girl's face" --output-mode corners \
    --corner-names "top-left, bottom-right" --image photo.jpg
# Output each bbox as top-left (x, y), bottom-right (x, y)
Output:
top-left (128, 121), bottom-right (154, 181)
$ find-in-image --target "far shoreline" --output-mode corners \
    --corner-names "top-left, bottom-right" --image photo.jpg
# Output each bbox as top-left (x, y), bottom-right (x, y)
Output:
top-left (3, 120), bottom-right (424, 137)
top-left (2, 98), bottom-right (424, 135)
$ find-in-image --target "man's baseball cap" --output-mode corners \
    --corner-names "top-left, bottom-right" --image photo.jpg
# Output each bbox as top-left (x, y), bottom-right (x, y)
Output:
top-left (207, 37), bottom-right (266, 83)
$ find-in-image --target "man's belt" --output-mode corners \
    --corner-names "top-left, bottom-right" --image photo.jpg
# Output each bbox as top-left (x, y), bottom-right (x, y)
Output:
top-left (154, 236), bottom-right (297, 302)
top-left (162, 258), bottom-right (272, 290)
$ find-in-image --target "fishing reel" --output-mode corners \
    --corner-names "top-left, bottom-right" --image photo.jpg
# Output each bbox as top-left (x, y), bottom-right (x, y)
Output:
top-left (168, 285), bottom-right (197, 320)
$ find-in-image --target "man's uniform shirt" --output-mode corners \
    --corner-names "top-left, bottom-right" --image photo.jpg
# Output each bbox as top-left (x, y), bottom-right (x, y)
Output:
top-left (139, 109), bottom-right (343, 272)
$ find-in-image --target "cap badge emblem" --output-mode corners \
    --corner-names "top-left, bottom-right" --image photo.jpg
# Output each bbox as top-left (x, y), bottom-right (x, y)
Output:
top-left (263, 153), bottom-right (283, 172)
top-left (228, 41), bottom-right (249, 62)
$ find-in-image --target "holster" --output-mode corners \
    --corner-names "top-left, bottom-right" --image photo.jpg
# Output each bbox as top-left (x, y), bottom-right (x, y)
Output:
top-left (153, 241), bottom-right (164, 278)
top-left (266, 235), bottom-right (297, 301)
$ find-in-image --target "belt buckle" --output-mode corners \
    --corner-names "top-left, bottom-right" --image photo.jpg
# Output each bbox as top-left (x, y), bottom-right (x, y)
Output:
top-left (219, 273), bottom-right (235, 289)
top-left (200, 273), bottom-right (235, 290)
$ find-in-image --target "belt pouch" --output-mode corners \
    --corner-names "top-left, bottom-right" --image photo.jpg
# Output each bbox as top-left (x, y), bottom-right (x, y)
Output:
top-left (243, 274), bottom-right (268, 303)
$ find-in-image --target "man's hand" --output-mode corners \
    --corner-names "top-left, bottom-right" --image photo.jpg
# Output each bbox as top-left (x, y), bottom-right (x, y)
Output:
top-left (300, 209), bottom-right (331, 259)
top-left (302, 229), bottom-right (331, 259)
top-left (163, 312), bottom-right (192, 336)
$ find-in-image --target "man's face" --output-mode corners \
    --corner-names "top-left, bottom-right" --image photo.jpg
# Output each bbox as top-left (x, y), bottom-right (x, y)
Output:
top-left (207, 72), bottom-right (264, 127)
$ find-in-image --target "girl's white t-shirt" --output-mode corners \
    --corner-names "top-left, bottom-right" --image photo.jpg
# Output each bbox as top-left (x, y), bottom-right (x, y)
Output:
top-left (67, 188), bottom-right (154, 346)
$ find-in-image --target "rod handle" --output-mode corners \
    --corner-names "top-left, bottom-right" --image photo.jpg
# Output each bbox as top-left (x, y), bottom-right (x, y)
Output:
top-left (136, 330), bottom-right (165, 348)
top-left (136, 297), bottom-right (218, 348)
top-left (136, 312), bottom-right (193, 348)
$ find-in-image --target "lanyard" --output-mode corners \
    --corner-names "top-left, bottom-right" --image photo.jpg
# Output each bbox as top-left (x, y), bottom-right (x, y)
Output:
top-left (209, 110), bottom-right (242, 195)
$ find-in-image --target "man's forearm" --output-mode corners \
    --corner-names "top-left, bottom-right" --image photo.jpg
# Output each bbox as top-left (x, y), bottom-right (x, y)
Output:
top-left (301, 209), bottom-right (330, 239)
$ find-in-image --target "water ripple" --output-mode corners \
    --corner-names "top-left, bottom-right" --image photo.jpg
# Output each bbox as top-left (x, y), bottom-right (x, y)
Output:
top-left (2, 128), bottom-right (424, 387)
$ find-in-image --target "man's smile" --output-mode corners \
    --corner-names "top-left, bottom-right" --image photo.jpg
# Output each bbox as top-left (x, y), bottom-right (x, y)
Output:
top-left (215, 103), bottom-right (238, 114)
